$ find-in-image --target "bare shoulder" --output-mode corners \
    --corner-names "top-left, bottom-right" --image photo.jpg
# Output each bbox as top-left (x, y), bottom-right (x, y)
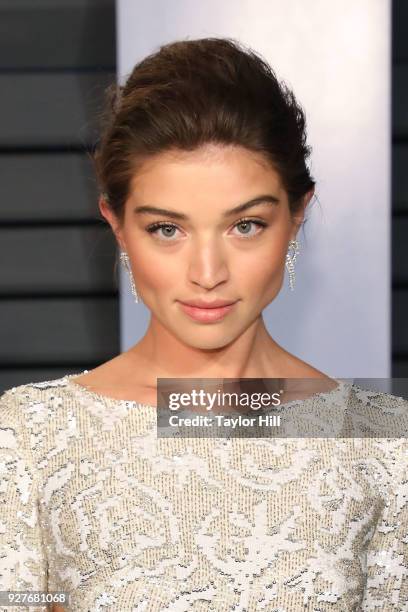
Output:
top-left (279, 349), bottom-right (334, 381)
top-left (71, 354), bottom-right (125, 388)
top-left (70, 353), bottom-right (145, 394)
top-left (273, 350), bottom-right (340, 400)
top-left (69, 352), bottom-right (158, 404)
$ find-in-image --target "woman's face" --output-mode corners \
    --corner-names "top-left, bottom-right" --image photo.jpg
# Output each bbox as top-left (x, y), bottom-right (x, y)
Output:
top-left (102, 144), bottom-right (310, 350)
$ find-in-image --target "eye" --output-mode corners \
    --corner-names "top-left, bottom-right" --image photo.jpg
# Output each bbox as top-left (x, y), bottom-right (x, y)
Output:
top-left (145, 218), bottom-right (268, 242)
top-left (145, 223), bottom-right (181, 241)
top-left (232, 218), bottom-right (268, 238)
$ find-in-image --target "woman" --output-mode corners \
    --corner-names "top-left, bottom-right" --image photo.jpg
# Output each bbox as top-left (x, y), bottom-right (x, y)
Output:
top-left (0, 37), bottom-right (406, 611)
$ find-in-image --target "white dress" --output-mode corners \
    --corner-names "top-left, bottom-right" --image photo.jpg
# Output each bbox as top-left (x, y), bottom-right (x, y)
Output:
top-left (0, 373), bottom-right (407, 611)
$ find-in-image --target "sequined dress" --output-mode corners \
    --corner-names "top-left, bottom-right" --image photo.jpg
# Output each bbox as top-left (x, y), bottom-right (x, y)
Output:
top-left (0, 373), bottom-right (407, 611)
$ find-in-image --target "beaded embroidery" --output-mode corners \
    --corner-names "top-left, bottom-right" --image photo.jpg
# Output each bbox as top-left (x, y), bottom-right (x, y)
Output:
top-left (0, 374), bottom-right (407, 611)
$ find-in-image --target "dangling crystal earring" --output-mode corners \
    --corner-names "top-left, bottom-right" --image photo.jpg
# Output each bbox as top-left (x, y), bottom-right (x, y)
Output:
top-left (285, 239), bottom-right (300, 291)
top-left (119, 251), bottom-right (139, 303)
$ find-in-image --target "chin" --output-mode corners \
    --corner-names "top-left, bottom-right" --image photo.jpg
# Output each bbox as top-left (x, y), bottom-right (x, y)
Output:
top-left (175, 329), bottom-right (239, 351)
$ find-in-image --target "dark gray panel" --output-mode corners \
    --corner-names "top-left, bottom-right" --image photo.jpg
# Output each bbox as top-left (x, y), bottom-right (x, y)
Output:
top-left (393, 144), bottom-right (408, 211)
top-left (0, 367), bottom-right (86, 394)
top-left (393, 65), bottom-right (408, 137)
top-left (392, 362), bottom-right (408, 377)
top-left (392, 3), bottom-right (408, 377)
top-left (0, 152), bottom-right (100, 220)
top-left (393, 0), bottom-right (408, 63)
top-left (0, 72), bottom-right (115, 147)
top-left (0, 0), bottom-right (115, 69)
top-left (392, 217), bottom-right (408, 284)
top-left (0, 298), bottom-right (119, 364)
top-left (0, 226), bottom-right (118, 293)
top-left (393, 289), bottom-right (408, 353)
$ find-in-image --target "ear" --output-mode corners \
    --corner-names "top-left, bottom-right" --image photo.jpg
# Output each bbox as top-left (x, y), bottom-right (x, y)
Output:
top-left (290, 188), bottom-right (314, 240)
top-left (99, 196), bottom-right (126, 251)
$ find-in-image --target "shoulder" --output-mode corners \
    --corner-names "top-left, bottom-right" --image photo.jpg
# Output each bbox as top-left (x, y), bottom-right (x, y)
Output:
top-left (345, 385), bottom-right (408, 476)
top-left (0, 374), bottom-right (79, 436)
top-left (348, 383), bottom-right (408, 448)
top-left (348, 383), bottom-right (408, 407)
top-left (0, 374), bottom-right (85, 471)
top-left (1, 373), bottom-right (74, 406)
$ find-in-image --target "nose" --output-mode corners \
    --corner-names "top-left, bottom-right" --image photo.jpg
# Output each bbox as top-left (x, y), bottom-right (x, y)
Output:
top-left (187, 237), bottom-right (229, 290)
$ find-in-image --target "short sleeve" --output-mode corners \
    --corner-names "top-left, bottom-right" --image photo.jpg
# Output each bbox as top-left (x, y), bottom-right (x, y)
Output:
top-left (0, 389), bottom-right (49, 612)
top-left (361, 441), bottom-right (408, 610)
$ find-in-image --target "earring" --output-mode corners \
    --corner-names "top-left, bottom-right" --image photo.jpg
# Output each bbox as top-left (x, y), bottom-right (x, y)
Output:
top-left (119, 251), bottom-right (139, 303)
top-left (285, 239), bottom-right (300, 291)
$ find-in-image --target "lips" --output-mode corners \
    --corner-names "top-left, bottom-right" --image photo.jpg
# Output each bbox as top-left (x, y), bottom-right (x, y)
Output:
top-left (178, 300), bottom-right (238, 323)
top-left (179, 299), bottom-right (237, 309)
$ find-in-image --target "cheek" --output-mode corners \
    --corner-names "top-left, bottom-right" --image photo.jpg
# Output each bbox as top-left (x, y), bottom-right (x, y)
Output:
top-left (234, 238), bottom-right (287, 281)
top-left (126, 246), bottom-right (179, 291)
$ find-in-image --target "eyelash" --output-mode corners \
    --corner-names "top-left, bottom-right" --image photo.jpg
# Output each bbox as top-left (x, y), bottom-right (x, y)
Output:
top-left (145, 217), bottom-right (268, 241)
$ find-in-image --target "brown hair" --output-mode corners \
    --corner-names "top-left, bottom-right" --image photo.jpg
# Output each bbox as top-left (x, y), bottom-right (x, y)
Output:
top-left (93, 37), bottom-right (315, 227)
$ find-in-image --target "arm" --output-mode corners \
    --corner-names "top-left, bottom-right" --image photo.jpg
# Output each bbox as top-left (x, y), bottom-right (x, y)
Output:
top-left (0, 389), bottom-right (49, 612)
top-left (361, 440), bottom-right (408, 610)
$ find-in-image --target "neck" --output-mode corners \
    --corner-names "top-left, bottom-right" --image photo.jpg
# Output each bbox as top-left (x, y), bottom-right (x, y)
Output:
top-left (127, 314), bottom-right (288, 384)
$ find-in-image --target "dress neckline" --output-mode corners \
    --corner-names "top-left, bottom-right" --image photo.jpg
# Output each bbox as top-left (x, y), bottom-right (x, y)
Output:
top-left (65, 372), bottom-right (157, 408)
top-left (65, 371), bottom-right (351, 410)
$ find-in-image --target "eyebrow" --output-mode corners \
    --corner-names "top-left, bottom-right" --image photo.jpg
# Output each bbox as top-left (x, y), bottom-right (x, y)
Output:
top-left (133, 195), bottom-right (280, 220)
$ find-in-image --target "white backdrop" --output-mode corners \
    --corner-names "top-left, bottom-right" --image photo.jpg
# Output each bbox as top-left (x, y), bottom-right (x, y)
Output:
top-left (116, 0), bottom-right (391, 378)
